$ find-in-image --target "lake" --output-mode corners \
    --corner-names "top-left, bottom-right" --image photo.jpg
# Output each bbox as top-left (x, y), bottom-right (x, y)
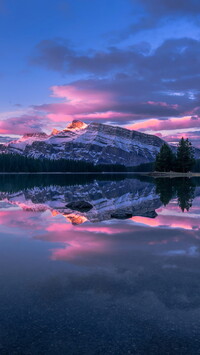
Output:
top-left (0, 174), bottom-right (200, 354)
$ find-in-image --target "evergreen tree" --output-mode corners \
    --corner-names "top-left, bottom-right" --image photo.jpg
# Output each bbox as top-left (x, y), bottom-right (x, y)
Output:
top-left (176, 138), bottom-right (195, 173)
top-left (155, 143), bottom-right (175, 172)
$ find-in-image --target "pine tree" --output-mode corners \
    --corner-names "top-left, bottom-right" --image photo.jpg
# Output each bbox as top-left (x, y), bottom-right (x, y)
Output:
top-left (155, 143), bottom-right (175, 172)
top-left (176, 138), bottom-right (195, 173)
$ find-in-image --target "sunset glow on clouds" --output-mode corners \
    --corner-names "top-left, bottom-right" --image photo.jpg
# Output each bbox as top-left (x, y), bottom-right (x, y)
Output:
top-left (126, 116), bottom-right (200, 144)
top-left (0, 81), bottom-right (200, 145)
top-left (1, 0), bottom-right (200, 145)
top-left (126, 116), bottom-right (200, 132)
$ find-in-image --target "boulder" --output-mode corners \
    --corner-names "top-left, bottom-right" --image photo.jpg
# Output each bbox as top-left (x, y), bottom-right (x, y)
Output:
top-left (111, 211), bottom-right (133, 219)
top-left (66, 200), bottom-right (93, 212)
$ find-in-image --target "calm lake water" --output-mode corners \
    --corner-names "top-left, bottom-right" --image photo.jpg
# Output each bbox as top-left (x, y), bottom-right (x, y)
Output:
top-left (0, 174), bottom-right (200, 354)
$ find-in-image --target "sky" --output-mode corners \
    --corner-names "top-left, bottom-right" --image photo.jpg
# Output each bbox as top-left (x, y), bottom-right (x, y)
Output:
top-left (1, 0), bottom-right (200, 145)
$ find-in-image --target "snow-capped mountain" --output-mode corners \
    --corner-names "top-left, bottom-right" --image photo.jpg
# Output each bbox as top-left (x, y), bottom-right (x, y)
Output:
top-left (1, 120), bottom-right (200, 166)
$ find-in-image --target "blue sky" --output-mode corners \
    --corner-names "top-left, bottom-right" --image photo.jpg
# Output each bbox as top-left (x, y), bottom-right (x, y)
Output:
top-left (0, 0), bottom-right (134, 108)
top-left (1, 0), bottom-right (200, 145)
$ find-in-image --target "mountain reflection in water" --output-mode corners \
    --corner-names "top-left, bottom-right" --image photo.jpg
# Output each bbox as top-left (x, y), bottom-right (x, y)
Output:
top-left (0, 174), bottom-right (200, 354)
top-left (0, 175), bottom-right (196, 223)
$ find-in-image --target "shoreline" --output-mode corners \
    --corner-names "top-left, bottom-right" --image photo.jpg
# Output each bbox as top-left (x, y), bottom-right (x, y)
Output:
top-left (146, 171), bottom-right (200, 177)
top-left (0, 171), bottom-right (199, 176)
top-left (0, 171), bottom-right (138, 175)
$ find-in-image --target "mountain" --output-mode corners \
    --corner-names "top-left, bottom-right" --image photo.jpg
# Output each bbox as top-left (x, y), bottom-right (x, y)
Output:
top-left (1, 120), bottom-right (200, 166)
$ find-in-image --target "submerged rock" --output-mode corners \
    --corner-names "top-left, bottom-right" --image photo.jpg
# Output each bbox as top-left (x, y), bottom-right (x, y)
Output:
top-left (141, 211), bottom-right (157, 218)
top-left (111, 211), bottom-right (133, 219)
top-left (66, 200), bottom-right (93, 212)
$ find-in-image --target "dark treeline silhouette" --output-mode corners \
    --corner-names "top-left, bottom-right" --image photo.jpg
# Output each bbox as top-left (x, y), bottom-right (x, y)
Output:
top-left (132, 158), bottom-right (200, 173)
top-left (155, 177), bottom-right (195, 212)
top-left (128, 162), bottom-right (155, 172)
top-left (0, 153), bottom-right (164, 173)
top-left (132, 159), bottom-right (200, 173)
top-left (0, 154), bottom-right (127, 173)
top-left (155, 138), bottom-right (195, 173)
top-left (0, 153), bottom-right (157, 173)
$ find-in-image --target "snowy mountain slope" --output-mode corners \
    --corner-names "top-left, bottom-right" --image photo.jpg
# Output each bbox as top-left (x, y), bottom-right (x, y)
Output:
top-left (2, 120), bottom-right (200, 166)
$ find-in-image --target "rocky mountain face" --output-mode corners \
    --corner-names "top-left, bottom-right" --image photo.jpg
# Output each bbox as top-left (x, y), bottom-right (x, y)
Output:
top-left (0, 177), bottom-right (161, 224)
top-left (1, 120), bottom-right (200, 166)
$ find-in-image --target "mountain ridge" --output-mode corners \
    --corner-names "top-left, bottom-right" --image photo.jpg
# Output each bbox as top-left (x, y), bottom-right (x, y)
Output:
top-left (1, 120), bottom-right (200, 166)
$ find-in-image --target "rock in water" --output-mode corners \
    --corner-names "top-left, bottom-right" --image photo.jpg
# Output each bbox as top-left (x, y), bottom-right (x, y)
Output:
top-left (66, 201), bottom-right (93, 212)
top-left (111, 211), bottom-right (133, 219)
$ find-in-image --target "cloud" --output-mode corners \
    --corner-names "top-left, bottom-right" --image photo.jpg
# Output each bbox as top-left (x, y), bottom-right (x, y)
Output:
top-left (30, 39), bottom-right (74, 72)
top-left (29, 38), bottom-right (200, 109)
top-left (0, 136), bottom-right (15, 143)
top-left (116, 0), bottom-right (200, 39)
top-left (0, 80), bottom-right (198, 140)
top-left (0, 115), bottom-right (48, 135)
top-left (2, 37), bottom-right (200, 140)
top-left (30, 39), bottom-right (144, 75)
top-left (164, 131), bottom-right (200, 145)
top-left (126, 116), bottom-right (200, 146)
top-left (30, 37), bottom-right (200, 80)
top-left (32, 83), bottom-right (181, 125)
top-left (127, 116), bottom-right (200, 132)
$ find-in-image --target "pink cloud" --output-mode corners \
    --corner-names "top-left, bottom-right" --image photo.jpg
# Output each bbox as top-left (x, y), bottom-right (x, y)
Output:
top-left (50, 84), bottom-right (114, 104)
top-left (0, 81), bottom-right (200, 142)
top-left (147, 101), bottom-right (179, 110)
top-left (35, 87), bottom-right (180, 124)
top-left (126, 116), bottom-right (200, 132)
top-left (0, 115), bottom-right (48, 135)
top-left (33, 84), bottom-right (126, 123)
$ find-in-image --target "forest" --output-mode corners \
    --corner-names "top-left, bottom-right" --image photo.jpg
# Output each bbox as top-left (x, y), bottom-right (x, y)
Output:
top-left (0, 153), bottom-right (127, 172)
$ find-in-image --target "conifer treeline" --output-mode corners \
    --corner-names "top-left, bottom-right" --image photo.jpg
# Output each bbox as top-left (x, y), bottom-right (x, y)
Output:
top-left (0, 154), bottom-right (127, 172)
top-left (155, 138), bottom-right (195, 173)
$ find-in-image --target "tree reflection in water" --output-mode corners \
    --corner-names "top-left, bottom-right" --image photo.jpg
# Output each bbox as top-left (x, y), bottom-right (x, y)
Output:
top-left (155, 178), bottom-right (195, 212)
